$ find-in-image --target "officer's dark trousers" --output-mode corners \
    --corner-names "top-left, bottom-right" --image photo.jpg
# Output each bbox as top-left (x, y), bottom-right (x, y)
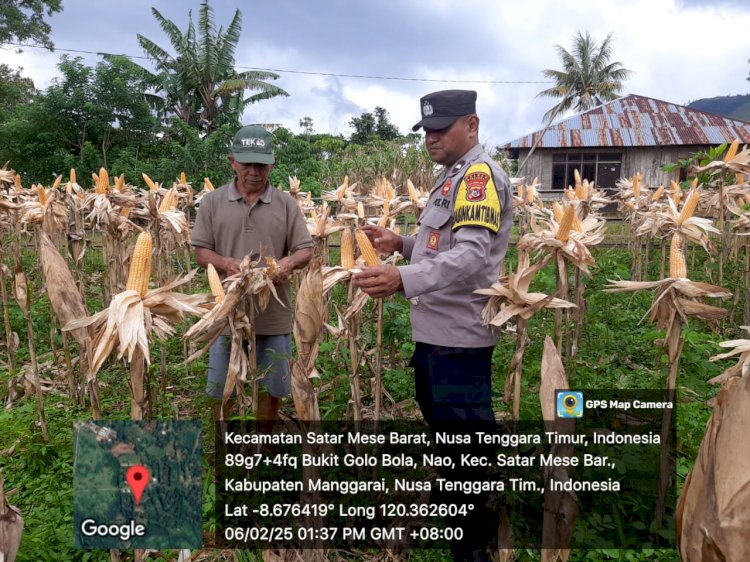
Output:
top-left (410, 343), bottom-right (498, 559)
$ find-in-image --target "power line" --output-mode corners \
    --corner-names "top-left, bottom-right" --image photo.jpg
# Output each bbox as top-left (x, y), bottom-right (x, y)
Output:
top-left (0, 41), bottom-right (552, 85)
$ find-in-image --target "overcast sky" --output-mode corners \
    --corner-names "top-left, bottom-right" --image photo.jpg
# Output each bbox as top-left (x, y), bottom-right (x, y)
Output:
top-left (2, 0), bottom-right (750, 148)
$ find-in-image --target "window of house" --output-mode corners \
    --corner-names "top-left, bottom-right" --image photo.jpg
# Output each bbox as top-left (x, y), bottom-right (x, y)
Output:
top-left (551, 153), bottom-right (622, 189)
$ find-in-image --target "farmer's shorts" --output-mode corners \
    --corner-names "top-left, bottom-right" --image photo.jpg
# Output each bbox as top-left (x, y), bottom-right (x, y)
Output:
top-left (205, 334), bottom-right (292, 400)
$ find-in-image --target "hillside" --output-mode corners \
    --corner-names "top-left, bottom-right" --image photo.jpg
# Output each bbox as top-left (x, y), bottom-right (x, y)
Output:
top-left (687, 94), bottom-right (750, 122)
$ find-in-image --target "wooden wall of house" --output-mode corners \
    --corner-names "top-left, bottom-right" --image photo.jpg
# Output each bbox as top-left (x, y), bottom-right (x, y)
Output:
top-left (513, 145), bottom-right (713, 193)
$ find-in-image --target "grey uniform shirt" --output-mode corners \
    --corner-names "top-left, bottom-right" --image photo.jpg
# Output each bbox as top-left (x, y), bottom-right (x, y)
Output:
top-left (191, 181), bottom-right (313, 335)
top-left (399, 144), bottom-right (512, 348)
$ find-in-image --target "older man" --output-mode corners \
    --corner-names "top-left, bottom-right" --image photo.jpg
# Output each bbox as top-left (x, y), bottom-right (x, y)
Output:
top-left (354, 90), bottom-right (512, 561)
top-left (192, 124), bottom-right (313, 421)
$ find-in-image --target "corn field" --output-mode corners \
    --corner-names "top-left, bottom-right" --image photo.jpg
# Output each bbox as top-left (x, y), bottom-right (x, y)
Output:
top-left (2, 141), bottom-right (750, 561)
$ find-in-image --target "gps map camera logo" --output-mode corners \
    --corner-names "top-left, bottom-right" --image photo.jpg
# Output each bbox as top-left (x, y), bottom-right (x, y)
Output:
top-left (556, 391), bottom-right (584, 418)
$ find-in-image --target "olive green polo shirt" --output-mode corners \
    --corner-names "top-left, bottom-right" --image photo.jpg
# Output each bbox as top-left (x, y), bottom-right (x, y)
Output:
top-left (191, 181), bottom-right (313, 335)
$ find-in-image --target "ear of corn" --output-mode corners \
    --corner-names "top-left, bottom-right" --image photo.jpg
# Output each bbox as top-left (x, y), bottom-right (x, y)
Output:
top-left (99, 168), bottom-right (109, 192)
top-left (126, 232), bottom-right (153, 297)
top-left (633, 173), bottom-right (641, 197)
top-left (725, 139), bottom-right (740, 162)
top-left (669, 234), bottom-right (687, 278)
top-left (355, 230), bottom-right (381, 266)
top-left (574, 169), bottom-right (582, 187)
top-left (179, 171), bottom-right (187, 185)
top-left (120, 207), bottom-right (131, 218)
top-left (143, 173), bottom-right (158, 192)
top-left (516, 183), bottom-right (525, 200)
top-left (357, 201), bottom-right (365, 219)
top-left (552, 201), bottom-right (564, 222)
top-left (651, 185), bottom-right (665, 201)
top-left (340, 228), bottom-right (355, 270)
top-left (70, 168), bottom-right (77, 184)
top-left (555, 205), bottom-right (575, 242)
top-left (158, 187), bottom-right (178, 213)
top-left (204, 177), bottom-right (214, 191)
top-left (14, 174), bottom-right (21, 192)
top-left (526, 185), bottom-right (535, 204)
top-left (736, 173), bottom-right (744, 185)
top-left (115, 174), bottom-right (125, 191)
top-left (37, 187), bottom-right (48, 207)
top-left (207, 263), bottom-right (225, 303)
top-left (677, 189), bottom-right (700, 225)
top-left (52, 175), bottom-right (62, 189)
top-left (407, 179), bottom-right (419, 202)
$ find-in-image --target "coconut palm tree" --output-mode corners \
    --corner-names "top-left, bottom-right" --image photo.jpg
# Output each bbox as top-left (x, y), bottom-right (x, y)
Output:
top-left (537, 30), bottom-right (633, 124)
top-left (518, 31), bottom-right (632, 174)
top-left (135, 0), bottom-right (288, 133)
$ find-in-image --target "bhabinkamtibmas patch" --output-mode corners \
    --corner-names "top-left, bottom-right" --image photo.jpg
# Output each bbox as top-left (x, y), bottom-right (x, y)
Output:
top-left (453, 163), bottom-right (501, 233)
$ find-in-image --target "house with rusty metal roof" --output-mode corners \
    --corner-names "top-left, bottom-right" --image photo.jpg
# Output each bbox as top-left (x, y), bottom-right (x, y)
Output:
top-left (505, 94), bottom-right (750, 193)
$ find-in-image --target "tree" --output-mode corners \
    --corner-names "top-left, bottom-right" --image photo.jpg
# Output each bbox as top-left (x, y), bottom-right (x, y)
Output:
top-left (135, 0), bottom-right (288, 134)
top-left (536, 31), bottom-right (632, 125)
top-left (299, 116), bottom-right (314, 137)
top-left (0, 64), bottom-right (35, 124)
top-left (0, 0), bottom-right (62, 50)
top-left (349, 106), bottom-right (400, 144)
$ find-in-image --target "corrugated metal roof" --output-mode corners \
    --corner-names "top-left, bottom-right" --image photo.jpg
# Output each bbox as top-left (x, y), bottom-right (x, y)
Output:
top-left (505, 94), bottom-right (750, 148)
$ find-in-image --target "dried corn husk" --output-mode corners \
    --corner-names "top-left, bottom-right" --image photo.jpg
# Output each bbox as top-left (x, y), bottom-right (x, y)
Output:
top-left (676, 366), bottom-right (750, 560)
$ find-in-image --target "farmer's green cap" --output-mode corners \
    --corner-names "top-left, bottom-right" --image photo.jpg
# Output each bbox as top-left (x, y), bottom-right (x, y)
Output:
top-left (231, 125), bottom-right (275, 165)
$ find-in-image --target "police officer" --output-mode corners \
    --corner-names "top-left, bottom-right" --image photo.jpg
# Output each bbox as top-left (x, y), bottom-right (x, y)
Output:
top-left (354, 90), bottom-right (512, 561)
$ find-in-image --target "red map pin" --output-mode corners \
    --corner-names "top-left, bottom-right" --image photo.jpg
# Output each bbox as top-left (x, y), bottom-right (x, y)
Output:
top-left (126, 465), bottom-right (150, 506)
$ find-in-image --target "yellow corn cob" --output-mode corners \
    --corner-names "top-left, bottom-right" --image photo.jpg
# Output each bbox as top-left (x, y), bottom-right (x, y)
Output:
top-left (357, 201), bottom-right (365, 219)
top-left (725, 139), bottom-right (740, 162)
top-left (99, 168), bottom-right (109, 192)
top-left (207, 263), bottom-right (225, 303)
top-left (13, 174), bottom-right (21, 192)
top-left (555, 205), bottom-right (575, 242)
top-left (670, 180), bottom-right (680, 193)
top-left (516, 183), bottom-right (525, 200)
top-left (672, 192), bottom-right (682, 207)
top-left (385, 182), bottom-right (395, 201)
top-left (736, 173), bottom-right (744, 185)
top-left (179, 171), bottom-right (187, 185)
top-left (624, 201), bottom-right (635, 210)
top-left (336, 176), bottom-right (349, 199)
top-left (37, 187), bottom-right (48, 206)
top-left (142, 173), bottom-right (158, 192)
top-left (574, 169), bottom-right (582, 187)
top-left (355, 229), bottom-right (381, 266)
top-left (564, 187), bottom-right (574, 200)
top-left (158, 187), bottom-right (178, 213)
top-left (126, 232), bottom-right (153, 297)
top-left (633, 173), bottom-right (641, 198)
top-left (115, 174), bottom-right (125, 191)
top-left (407, 179), bottom-right (419, 203)
top-left (65, 181), bottom-right (72, 195)
top-left (120, 206), bottom-right (131, 218)
top-left (52, 175), bottom-right (62, 189)
top-left (651, 185), bottom-right (665, 202)
top-left (669, 234), bottom-right (687, 278)
top-left (70, 168), bottom-right (77, 184)
top-left (340, 228), bottom-right (355, 270)
top-left (305, 192), bottom-right (312, 206)
top-left (526, 185), bottom-right (535, 205)
top-left (552, 201), bottom-right (564, 222)
top-left (677, 189), bottom-right (700, 225)
top-left (204, 177), bottom-right (214, 191)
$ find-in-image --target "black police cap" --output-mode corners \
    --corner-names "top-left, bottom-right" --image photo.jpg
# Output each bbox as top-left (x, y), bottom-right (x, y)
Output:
top-left (411, 89), bottom-right (477, 132)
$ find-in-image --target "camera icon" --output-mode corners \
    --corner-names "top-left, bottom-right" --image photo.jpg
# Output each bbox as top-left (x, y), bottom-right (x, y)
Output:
top-left (556, 391), bottom-right (584, 418)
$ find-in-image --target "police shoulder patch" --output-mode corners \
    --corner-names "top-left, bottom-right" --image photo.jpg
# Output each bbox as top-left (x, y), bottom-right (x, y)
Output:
top-left (453, 162), bottom-right (501, 233)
